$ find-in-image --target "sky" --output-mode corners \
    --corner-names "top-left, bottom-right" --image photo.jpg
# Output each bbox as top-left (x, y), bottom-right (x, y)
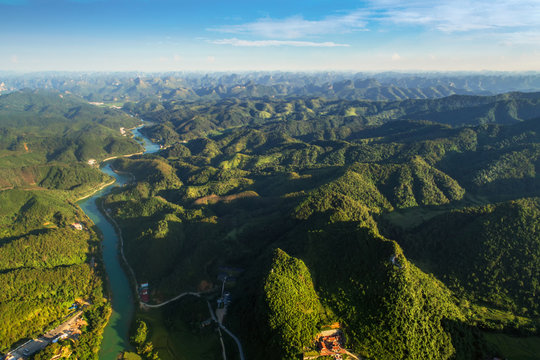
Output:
top-left (1, 0), bottom-right (540, 72)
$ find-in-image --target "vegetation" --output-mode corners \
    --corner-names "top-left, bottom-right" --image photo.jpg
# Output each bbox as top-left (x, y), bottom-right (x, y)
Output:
top-left (104, 92), bottom-right (540, 360)
top-left (130, 320), bottom-right (161, 360)
top-left (259, 249), bottom-right (323, 359)
top-left (129, 93), bottom-right (540, 142)
top-left (400, 198), bottom-right (540, 320)
top-left (0, 89), bottom-right (141, 358)
top-left (0, 89), bottom-right (141, 194)
top-left (2, 80), bottom-right (539, 360)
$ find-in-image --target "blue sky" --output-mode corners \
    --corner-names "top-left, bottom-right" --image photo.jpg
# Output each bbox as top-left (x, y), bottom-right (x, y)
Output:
top-left (1, 0), bottom-right (539, 71)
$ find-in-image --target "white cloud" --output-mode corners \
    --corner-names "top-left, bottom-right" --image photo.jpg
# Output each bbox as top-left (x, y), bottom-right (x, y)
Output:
top-left (500, 31), bottom-right (540, 45)
top-left (10, 55), bottom-right (18, 63)
top-left (211, 38), bottom-right (350, 47)
top-left (209, 11), bottom-right (368, 39)
top-left (206, 56), bottom-right (216, 63)
top-left (391, 53), bottom-right (401, 61)
top-left (173, 54), bottom-right (182, 62)
top-left (370, 0), bottom-right (540, 33)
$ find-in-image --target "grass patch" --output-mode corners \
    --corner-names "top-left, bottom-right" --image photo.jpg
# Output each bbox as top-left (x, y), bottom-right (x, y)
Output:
top-left (484, 333), bottom-right (540, 360)
top-left (135, 297), bottom-right (222, 360)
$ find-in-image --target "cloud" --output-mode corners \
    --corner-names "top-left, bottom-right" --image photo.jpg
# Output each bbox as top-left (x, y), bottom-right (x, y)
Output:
top-left (209, 11), bottom-right (368, 39)
top-left (370, 0), bottom-right (540, 33)
top-left (206, 56), bottom-right (216, 63)
top-left (210, 38), bottom-right (350, 47)
top-left (500, 31), bottom-right (540, 45)
top-left (391, 53), bottom-right (401, 61)
top-left (10, 55), bottom-right (18, 63)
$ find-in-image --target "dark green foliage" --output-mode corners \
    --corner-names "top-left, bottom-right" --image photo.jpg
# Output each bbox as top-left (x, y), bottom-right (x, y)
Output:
top-left (106, 102), bottom-right (540, 359)
top-left (13, 88), bottom-right (530, 360)
top-left (38, 164), bottom-right (111, 192)
top-left (0, 264), bottom-right (94, 350)
top-left (0, 190), bottom-right (79, 237)
top-left (130, 320), bottom-right (161, 360)
top-left (281, 223), bottom-right (464, 360)
top-left (31, 343), bottom-right (62, 360)
top-left (260, 249), bottom-right (322, 359)
top-left (0, 90), bottom-right (132, 355)
top-left (401, 198), bottom-right (540, 318)
top-left (0, 89), bottom-right (141, 179)
top-left (0, 227), bottom-right (90, 270)
top-left (133, 93), bottom-right (540, 143)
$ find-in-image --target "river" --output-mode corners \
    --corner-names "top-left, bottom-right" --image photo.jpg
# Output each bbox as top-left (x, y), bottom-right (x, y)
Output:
top-left (78, 124), bottom-right (159, 360)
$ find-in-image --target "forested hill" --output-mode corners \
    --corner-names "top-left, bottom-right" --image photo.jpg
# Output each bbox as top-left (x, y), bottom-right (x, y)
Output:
top-left (0, 89), bottom-right (143, 357)
top-left (128, 92), bottom-right (540, 142)
top-left (0, 89), bottom-right (129, 128)
top-left (102, 89), bottom-right (540, 359)
top-left (0, 89), bottom-right (141, 192)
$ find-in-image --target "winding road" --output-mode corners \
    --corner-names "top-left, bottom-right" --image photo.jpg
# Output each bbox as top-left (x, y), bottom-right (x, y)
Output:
top-left (140, 292), bottom-right (201, 308)
top-left (81, 121), bottom-right (245, 360)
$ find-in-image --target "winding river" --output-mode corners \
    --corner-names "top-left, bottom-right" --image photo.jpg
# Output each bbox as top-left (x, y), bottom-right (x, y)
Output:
top-left (78, 124), bottom-right (159, 360)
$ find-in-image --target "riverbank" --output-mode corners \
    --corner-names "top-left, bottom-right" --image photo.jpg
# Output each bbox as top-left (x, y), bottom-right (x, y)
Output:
top-left (96, 197), bottom-right (140, 301)
top-left (101, 151), bottom-right (144, 163)
top-left (75, 123), bottom-right (161, 360)
top-left (75, 179), bottom-right (116, 202)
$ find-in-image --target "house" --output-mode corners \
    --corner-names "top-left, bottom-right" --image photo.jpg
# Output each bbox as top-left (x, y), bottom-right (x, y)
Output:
top-left (139, 283), bottom-right (150, 303)
top-left (71, 223), bottom-right (83, 231)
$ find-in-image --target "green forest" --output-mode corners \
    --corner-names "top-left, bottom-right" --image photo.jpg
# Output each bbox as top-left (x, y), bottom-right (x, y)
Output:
top-left (98, 91), bottom-right (540, 359)
top-left (0, 89), bottom-right (141, 358)
top-left (1, 83), bottom-right (540, 360)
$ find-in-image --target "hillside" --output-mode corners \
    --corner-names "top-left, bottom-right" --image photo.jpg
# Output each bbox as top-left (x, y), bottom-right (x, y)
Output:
top-left (0, 90), bottom-right (142, 358)
top-left (399, 198), bottom-right (540, 319)
top-left (101, 91), bottom-right (540, 359)
top-left (1, 85), bottom-right (538, 360)
top-left (128, 93), bottom-right (540, 143)
top-left (0, 190), bottom-right (108, 354)
top-left (0, 89), bottom-right (142, 192)
top-left (0, 89), bottom-right (141, 157)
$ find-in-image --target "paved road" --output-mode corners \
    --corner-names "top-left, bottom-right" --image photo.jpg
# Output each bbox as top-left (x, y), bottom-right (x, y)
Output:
top-left (217, 328), bottom-right (227, 360)
top-left (206, 300), bottom-right (245, 360)
top-left (7, 310), bottom-right (83, 359)
top-left (218, 324), bottom-right (245, 360)
top-left (141, 292), bottom-right (200, 308)
top-left (9, 339), bottom-right (48, 359)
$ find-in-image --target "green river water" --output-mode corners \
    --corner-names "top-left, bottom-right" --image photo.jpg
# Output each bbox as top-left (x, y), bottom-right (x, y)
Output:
top-left (78, 125), bottom-right (159, 360)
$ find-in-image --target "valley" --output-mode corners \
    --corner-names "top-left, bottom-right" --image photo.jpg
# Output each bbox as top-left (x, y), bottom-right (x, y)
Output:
top-left (0, 76), bottom-right (539, 360)
top-left (3, 0), bottom-right (540, 358)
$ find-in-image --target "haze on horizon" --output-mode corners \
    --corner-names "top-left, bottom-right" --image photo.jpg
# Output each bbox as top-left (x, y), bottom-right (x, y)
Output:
top-left (1, 0), bottom-right (539, 72)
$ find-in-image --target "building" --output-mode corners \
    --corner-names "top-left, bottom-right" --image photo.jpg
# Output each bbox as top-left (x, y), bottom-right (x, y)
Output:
top-left (71, 223), bottom-right (83, 231)
top-left (139, 283), bottom-right (149, 303)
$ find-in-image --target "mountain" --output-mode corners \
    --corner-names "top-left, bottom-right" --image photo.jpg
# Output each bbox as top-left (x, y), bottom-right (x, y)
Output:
top-left (3, 72), bottom-right (540, 102)
top-left (129, 93), bottom-right (540, 143)
top-left (399, 198), bottom-right (540, 319)
top-left (1, 81), bottom-right (539, 360)
top-left (0, 89), bottom-right (141, 357)
top-left (0, 89), bottom-right (141, 191)
top-left (100, 92), bottom-right (540, 359)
